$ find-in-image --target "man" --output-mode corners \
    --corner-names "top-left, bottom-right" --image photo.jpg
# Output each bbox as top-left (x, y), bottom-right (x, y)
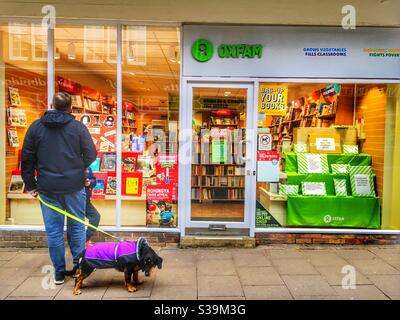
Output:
top-left (21, 92), bottom-right (97, 285)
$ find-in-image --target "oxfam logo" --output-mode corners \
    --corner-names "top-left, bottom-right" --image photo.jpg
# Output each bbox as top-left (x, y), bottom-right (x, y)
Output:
top-left (324, 215), bottom-right (332, 224)
top-left (191, 39), bottom-right (213, 62)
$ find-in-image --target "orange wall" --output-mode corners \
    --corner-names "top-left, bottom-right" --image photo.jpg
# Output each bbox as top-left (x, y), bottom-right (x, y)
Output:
top-left (356, 84), bottom-right (387, 200)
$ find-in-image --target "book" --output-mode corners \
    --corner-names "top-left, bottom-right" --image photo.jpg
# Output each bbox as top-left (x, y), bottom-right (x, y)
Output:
top-left (9, 171), bottom-right (25, 193)
top-left (7, 107), bottom-right (27, 127)
top-left (70, 95), bottom-right (83, 109)
top-left (122, 152), bottom-right (138, 172)
top-left (105, 174), bottom-right (117, 194)
top-left (8, 87), bottom-right (21, 106)
top-left (100, 153), bottom-right (116, 171)
top-left (92, 172), bottom-right (107, 196)
top-left (7, 127), bottom-right (19, 147)
top-left (136, 155), bottom-right (155, 177)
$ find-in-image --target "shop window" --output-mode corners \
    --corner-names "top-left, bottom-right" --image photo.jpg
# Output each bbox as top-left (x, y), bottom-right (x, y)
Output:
top-left (54, 24), bottom-right (118, 227)
top-left (0, 23), bottom-right (48, 225)
top-left (121, 25), bottom-right (180, 227)
top-left (256, 82), bottom-right (399, 230)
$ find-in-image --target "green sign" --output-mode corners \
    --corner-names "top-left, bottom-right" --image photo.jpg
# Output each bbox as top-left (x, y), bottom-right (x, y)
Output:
top-left (191, 39), bottom-right (263, 62)
top-left (191, 39), bottom-right (213, 62)
top-left (218, 44), bottom-right (263, 59)
top-left (212, 139), bottom-right (227, 163)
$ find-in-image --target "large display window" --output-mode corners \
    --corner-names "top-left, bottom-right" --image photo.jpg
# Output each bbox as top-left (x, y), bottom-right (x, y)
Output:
top-left (255, 82), bottom-right (400, 230)
top-left (0, 22), bottom-right (180, 228)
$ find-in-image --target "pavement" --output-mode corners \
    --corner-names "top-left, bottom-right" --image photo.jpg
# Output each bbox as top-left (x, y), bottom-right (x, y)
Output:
top-left (0, 244), bottom-right (400, 300)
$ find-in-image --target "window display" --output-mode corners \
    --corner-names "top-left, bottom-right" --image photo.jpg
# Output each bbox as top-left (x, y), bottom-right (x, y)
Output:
top-left (255, 82), bottom-right (394, 229)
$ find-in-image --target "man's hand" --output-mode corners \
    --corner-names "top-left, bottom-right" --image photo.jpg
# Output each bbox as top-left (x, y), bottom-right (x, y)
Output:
top-left (85, 179), bottom-right (91, 187)
top-left (29, 190), bottom-right (38, 198)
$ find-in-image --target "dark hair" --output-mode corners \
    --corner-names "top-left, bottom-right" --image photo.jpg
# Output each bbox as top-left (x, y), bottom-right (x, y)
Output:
top-left (53, 92), bottom-right (72, 112)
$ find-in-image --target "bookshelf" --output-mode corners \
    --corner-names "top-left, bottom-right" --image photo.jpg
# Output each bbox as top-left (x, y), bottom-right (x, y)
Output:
top-left (191, 110), bottom-right (246, 203)
top-left (269, 84), bottom-right (354, 150)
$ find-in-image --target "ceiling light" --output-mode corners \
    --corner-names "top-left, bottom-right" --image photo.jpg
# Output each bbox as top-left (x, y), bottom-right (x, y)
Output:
top-left (224, 91), bottom-right (231, 96)
top-left (128, 72), bottom-right (135, 76)
top-left (54, 47), bottom-right (60, 60)
top-left (67, 42), bottom-right (76, 60)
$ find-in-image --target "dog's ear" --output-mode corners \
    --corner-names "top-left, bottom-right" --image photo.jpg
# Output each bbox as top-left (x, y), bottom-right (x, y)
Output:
top-left (157, 257), bottom-right (163, 269)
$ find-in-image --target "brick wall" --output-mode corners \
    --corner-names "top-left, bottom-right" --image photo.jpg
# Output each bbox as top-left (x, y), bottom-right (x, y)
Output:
top-left (255, 233), bottom-right (400, 245)
top-left (0, 231), bottom-right (180, 248)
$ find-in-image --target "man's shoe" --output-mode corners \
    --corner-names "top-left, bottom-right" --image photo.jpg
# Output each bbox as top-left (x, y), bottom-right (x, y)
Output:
top-left (54, 272), bottom-right (65, 285)
top-left (64, 267), bottom-right (79, 278)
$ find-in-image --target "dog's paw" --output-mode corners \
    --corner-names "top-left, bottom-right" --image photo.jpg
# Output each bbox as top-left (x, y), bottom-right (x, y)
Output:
top-left (73, 289), bottom-right (82, 295)
top-left (126, 284), bottom-right (137, 293)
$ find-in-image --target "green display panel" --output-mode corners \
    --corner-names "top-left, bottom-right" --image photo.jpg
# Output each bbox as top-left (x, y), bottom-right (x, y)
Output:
top-left (287, 196), bottom-right (380, 228)
top-left (284, 152), bottom-right (372, 173)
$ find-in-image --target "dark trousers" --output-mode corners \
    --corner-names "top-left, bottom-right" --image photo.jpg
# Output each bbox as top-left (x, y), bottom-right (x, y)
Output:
top-left (85, 201), bottom-right (101, 241)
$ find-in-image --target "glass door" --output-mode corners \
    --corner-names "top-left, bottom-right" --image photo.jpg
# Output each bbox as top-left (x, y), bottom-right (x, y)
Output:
top-left (186, 82), bottom-right (256, 230)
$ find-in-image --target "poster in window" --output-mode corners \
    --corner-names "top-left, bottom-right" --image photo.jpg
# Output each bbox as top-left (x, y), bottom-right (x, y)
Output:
top-left (122, 172), bottom-right (143, 196)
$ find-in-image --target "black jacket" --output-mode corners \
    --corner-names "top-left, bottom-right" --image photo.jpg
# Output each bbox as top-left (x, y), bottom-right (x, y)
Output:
top-left (21, 110), bottom-right (97, 195)
top-left (85, 167), bottom-right (97, 200)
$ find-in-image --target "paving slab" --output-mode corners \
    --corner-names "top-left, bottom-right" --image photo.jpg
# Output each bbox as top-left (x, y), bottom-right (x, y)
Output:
top-left (198, 275), bottom-right (243, 297)
top-left (154, 267), bottom-right (196, 286)
top-left (335, 249), bottom-right (377, 261)
top-left (151, 285), bottom-right (197, 300)
top-left (351, 259), bottom-right (400, 275)
top-left (0, 267), bottom-right (37, 286)
top-left (237, 267), bottom-right (283, 286)
top-left (0, 252), bottom-right (18, 261)
top-left (3, 253), bottom-right (51, 269)
top-left (303, 253), bottom-right (349, 267)
top-left (367, 275), bottom-right (400, 299)
top-left (243, 285), bottom-right (293, 300)
top-left (103, 276), bottom-right (154, 299)
top-left (197, 259), bottom-right (237, 276)
top-left (282, 275), bottom-right (337, 297)
top-left (332, 285), bottom-right (389, 300)
top-left (315, 266), bottom-right (372, 286)
top-left (232, 252), bottom-right (271, 267)
top-left (8, 276), bottom-right (64, 298)
top-left (272, 259), bottom-right (319, 275)
top-left (0, 286), bottom-right (16, 300)
top-left (268, 249), bottom-right (305, 260)
top-left (196, 249), bottom-right (233, 261)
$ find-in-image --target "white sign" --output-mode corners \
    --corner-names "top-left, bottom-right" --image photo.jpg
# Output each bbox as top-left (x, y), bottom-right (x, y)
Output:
top-left (354, 174), bottom-right (372, 195)
top-left (258, 134), bottom-right (272, 151)
top-left (316, 138), bottom-right (336, 151)
top-left (302, 182), bottom-right (327, 196)
top-left (257, 161), bottom-right (279, 182)
top-left (183, 25), bottom-right (400, 79)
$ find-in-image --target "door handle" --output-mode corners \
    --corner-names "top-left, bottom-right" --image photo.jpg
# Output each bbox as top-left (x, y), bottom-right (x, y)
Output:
top-left (238, 139), bottom-right (252, 163)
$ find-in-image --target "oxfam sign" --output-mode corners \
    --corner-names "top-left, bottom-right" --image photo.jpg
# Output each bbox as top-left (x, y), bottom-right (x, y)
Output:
top-left (191, 39), bottom-right (263, 62)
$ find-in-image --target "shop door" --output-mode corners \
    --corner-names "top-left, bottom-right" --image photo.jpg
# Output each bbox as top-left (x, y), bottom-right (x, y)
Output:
top-left (184, 82), bottom-right (256, 233)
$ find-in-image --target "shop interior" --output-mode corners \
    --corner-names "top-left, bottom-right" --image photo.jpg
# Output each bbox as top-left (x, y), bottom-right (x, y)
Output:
top-left (1, 23), bottom-right (180, 227)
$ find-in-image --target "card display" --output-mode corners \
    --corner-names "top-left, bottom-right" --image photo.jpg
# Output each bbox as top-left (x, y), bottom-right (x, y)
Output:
top-left (331, 164), bottom-right (350, 174)
top-left (279, 184), bottom-right (299, 196)
top-left (349, 166), bottom-right (375, 197)
top-left (7, 107), bottom-right (27, 127)
top-left (9, 171), bottom-right (25, 193)
top-left (343, 145), bottom-right (359, 154)
top-left (334, 179), bottom-right (348, 196)
top-left (297, 153), bottom-right (329, 174)
top-left (294, 143), bottom-right (307, 153)
top-left (7, 127), bottom-right (19, 147)
top-left (301, 182), bottom-right (327, 196)
top-left (8, 87), bottom-right (21, 106)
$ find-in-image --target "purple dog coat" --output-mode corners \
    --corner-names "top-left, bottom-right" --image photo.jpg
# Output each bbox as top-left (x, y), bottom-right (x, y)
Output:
top-left (83, 238), bottom-right (146, 269)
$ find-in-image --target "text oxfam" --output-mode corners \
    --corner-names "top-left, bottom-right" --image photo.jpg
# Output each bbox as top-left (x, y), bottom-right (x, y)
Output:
top-left (218, 44), bottom-right (263, 59)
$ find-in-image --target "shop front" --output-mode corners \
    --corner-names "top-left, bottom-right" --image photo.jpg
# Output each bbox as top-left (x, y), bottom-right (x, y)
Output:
top-left (179, 25), bottom-right (400, 243)
top-left (0, 22), bottom-right (400, 246)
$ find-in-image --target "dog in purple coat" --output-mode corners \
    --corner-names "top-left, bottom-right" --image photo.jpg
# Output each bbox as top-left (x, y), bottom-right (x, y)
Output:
top-left (73, 238), bottom-right (162, 295)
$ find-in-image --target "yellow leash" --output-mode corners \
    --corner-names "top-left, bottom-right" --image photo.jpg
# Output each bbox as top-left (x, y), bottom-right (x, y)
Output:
top-left (37, 194), bottom-right (120, 240)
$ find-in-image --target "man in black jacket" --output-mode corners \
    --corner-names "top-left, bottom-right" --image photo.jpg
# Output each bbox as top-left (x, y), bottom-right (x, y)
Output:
top-left (21, 92), bottom-right (97, 285)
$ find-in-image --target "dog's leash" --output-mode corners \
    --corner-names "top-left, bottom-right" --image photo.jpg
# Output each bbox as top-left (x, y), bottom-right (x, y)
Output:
top-left (37, 195), bottom-right (122, 241)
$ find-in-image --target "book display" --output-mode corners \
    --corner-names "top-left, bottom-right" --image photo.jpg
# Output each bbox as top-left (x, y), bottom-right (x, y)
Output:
top-left (268, 84), bottom-right (354, 151)
top-left (277, 127), bottom-right (380, 228)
